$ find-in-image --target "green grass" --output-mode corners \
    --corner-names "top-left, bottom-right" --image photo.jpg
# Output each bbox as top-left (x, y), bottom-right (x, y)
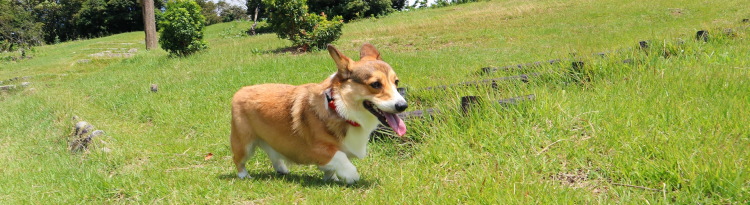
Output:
top-left (1, 0), bottom-right (749, 203)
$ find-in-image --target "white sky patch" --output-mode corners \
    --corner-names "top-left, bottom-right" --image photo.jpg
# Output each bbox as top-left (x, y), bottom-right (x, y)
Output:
top-left (209, 0), bottom-right (247, 10)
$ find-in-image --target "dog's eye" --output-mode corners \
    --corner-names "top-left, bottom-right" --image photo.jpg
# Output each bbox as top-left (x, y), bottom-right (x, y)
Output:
top-left (369, 82), bottom-right (382, 89)
top-left (395, 80), bottom-right (400, 86)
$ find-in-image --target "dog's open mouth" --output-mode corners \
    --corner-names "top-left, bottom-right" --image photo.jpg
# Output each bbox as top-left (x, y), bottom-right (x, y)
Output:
top-left (363, 101), bottom-right (407, 136)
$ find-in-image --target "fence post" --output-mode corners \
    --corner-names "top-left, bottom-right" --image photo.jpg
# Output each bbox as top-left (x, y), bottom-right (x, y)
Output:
top-left (461, 96), bottom-right (480, 114)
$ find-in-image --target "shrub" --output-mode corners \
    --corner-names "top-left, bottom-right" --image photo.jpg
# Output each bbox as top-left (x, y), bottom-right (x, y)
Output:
top-left (266, 0), bottom-right (343, 51)
top-left (158, 0), bottom-right (208, 56)
top-left (302, 13), bottom-right (344, 50)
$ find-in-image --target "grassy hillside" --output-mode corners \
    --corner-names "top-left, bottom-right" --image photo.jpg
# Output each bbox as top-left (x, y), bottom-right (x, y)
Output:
top-left (1, 0), bottom-right (749, 203)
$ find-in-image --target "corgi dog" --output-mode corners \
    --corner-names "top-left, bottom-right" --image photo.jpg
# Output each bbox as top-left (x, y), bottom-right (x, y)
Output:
top-left (230, 43), bottom-right (407, 184)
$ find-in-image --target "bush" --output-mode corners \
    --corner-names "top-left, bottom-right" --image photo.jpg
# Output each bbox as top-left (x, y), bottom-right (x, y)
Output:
top-left (302, 13), bottom-right (344, 50)
top-left (266, 0), bottom-right (343, 51)
top-left (158, 0), bottom-right (208, 56)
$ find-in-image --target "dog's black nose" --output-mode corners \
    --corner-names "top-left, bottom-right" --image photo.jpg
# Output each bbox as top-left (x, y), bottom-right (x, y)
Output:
top-left (395, 101), bottom-right (408, 112)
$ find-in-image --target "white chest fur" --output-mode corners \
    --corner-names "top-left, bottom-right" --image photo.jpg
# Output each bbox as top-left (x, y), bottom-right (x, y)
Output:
top-left (340, 122), bottom-right (378, 159)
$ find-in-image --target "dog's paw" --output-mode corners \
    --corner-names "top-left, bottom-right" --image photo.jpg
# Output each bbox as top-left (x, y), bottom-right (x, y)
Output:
top-left (238, 170), bottom-right (250, 179)
top-left (336, 165), bottom-right (360, 184)
top-left (323, 170), bottom-right (339, 181)
top-left (319, 151), bottom-right (360, 184)
top-left (273, 164), bottom-right (290, 175)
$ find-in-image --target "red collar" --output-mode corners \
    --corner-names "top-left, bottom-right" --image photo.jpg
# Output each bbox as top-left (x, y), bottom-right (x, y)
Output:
top-left (325, 89), bottom-right (360, 127)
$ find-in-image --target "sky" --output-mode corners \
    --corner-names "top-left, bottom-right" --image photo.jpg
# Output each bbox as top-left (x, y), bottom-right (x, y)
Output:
top-left (209, 0), bottom-right (247, 9)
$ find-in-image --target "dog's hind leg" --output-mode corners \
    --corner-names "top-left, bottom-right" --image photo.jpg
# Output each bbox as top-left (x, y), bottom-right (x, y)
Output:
top-left (231, 118), bottom-right (257, 179)
top-left (257, 141), bottom-right (290, 175)
top-left (233, 141), bottom-right (257, 179)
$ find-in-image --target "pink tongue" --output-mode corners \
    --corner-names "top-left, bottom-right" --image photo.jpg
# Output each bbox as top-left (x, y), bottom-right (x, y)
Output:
top-left (383, 113), bottom-right (406, 136)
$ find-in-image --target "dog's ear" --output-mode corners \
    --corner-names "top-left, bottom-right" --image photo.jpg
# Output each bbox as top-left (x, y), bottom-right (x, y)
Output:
top-left (327, 44), bottom-right (354, 78)
top-left (359, 43), bottom-right (382, 61)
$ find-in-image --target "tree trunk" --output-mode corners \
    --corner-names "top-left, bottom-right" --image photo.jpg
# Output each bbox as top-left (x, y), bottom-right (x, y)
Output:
top-left (142, 0), bottom-right (158, 50)
top-left (250, 6), bottom-right (260, 35)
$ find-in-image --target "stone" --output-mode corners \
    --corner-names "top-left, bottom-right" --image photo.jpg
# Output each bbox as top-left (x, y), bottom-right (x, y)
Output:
top-left (0, 85), bottom-right (16, 90)
top-left (75, 121), bottom-right (94, 136)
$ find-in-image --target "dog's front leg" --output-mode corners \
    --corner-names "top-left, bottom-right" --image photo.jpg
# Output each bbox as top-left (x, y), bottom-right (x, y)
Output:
top-left (322, 170), bottom-right (339, 182)
top-left (318, 151), bottom-right (359, 184)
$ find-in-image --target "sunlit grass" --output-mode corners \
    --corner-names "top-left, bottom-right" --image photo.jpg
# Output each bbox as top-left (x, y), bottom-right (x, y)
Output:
top-left (1, 0), bottom-right (749, 203)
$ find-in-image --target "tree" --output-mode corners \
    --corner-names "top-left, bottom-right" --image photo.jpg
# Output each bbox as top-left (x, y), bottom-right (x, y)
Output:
top-left (73, 0), bottom-right (144, 39)
top-left (106, 0), bottom-right (144, 34)
top-left (74, 0), bottom-right (108, 38)
top-left (391, 0), bottom-right (406, 10)
top-left (0, 0), bottom-right (44, 52)
top-left (219, 4), bottom-right (248, 22)
top-left (158, 0), bottom-right (208, 56)
top-left (195, 0), bottom-right (221, 25)
top-left (30, 0), bottom-right (67, 43)
top-left (2, 0), bottom-right (163, 48)
top-left (142, 0), bottom-right (158, 49)
top-left (246, 0), bottom-right (267, 35)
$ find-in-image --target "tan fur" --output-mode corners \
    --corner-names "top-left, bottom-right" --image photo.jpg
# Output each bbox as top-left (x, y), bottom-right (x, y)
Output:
top-left (230, 43), bottom-right (402, 180)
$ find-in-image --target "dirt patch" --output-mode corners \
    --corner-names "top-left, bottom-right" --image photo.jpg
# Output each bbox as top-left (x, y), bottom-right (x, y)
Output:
top-left (548, 169), bottom-right (608, 194)
top-left (668, 8), bottom-right (685, 16)
top-left (88, 48), bottom-right (137, 58)
top-left (89, 51), bottom-right (134, 58)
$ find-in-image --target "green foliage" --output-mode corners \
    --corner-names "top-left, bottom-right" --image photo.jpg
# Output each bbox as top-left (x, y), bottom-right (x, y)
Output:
top-left (303, 14), bottom-right (344, 49)
top-left (195, 0), bottom-right (222, 25)
top-left (245, 0), bottom-right (268, 19)
top-left (266, 0), bottom-right (343, 51)
top-left (158, 0), bottom-right (208, 56)
top-left (74, 0), bottom-right (108, 37)
top-left (105, 0), bottom-right (145, 33)
top-left (390, 0), bottom-right (407, 10)
top-left (307, 0), bottom-right (394, 21)
top-left (2, 0), bottom-right (158, 45)
top-left (219, 4), bottom-right (249, 22)
top-left (196, 0), bottom-right (250, 25)
top-left (31, 0), bottom-right (68, 43)
top-left (0, 0), bottom-right (44, 52)
top-left (72, 0), bottom-right (144, 39)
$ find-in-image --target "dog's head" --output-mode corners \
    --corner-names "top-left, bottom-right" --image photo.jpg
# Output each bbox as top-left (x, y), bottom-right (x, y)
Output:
top-left (327, 43), bottom-right (407, 136)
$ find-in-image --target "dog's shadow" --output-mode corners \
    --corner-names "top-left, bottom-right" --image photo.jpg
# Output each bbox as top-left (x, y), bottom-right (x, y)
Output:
top-left (217, 171), bottom-right (376, 188)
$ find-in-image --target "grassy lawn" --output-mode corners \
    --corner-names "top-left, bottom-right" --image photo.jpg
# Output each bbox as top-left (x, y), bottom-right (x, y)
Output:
top-left (1, 0), bottom-right (749, 203)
